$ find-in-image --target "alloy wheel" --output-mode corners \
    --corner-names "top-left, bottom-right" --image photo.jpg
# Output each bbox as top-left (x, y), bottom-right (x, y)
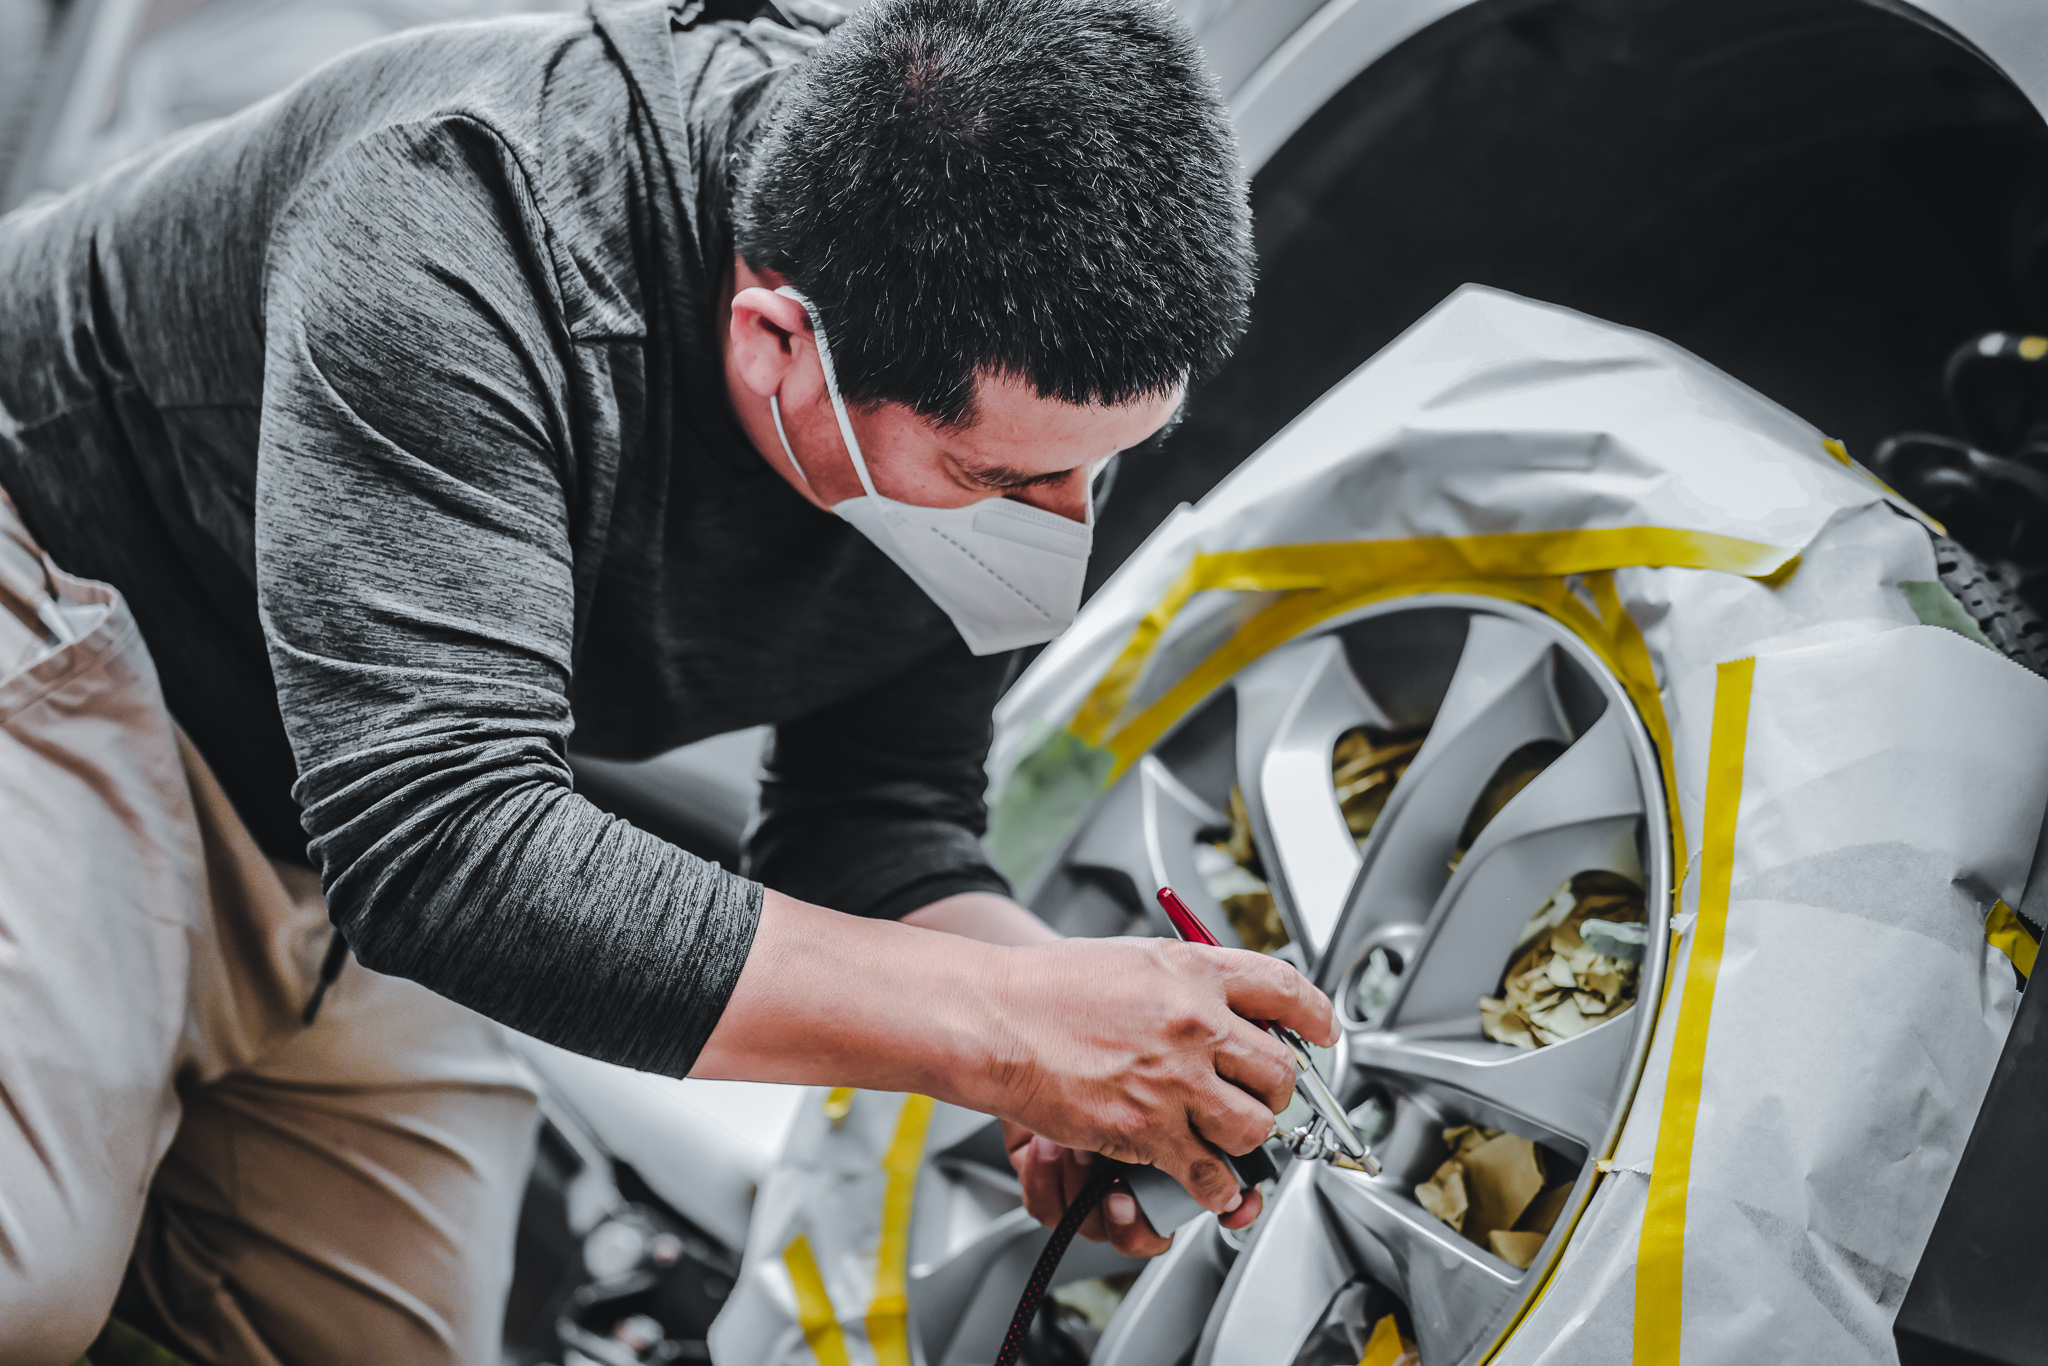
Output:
top-left (1028, 596), bottom-right (1672, 1366)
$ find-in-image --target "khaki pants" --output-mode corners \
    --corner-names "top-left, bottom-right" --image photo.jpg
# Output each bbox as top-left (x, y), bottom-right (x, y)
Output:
top-left (0, 488), bottom-right (540, 1366)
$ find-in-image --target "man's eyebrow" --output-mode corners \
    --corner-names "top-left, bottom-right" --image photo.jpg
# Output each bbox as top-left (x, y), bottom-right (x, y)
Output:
top-left (954, 458), bottom-right (1070, 489)
top-left (950, 392), bottom-right (1186, 488)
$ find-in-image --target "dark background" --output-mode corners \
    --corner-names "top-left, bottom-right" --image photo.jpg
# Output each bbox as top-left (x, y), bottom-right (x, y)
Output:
top-left (1091, 0), bottom-right (2048, 591)
top-left (10, 0), bottom-right (2048, 599)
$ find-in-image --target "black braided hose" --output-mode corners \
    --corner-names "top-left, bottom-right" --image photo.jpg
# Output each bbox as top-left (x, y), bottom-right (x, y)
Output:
top-left (993, 1160), bottom-right (1122, 1366)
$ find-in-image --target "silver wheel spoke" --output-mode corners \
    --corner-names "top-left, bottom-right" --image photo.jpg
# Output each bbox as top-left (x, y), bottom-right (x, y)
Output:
top-left (1312, 1161), bottom-right (1524, 1365)
top-left (1347, 1010), bottom-right (1636, 1154)
top-left (910, 1206), bottom-right (1040, 1363)
top-left (1388, 706), bottom-right (1646, 1029)
top-left (1093, 1216), bottom-right (1237, 1366)
top-left (1067, 754), bottom-right (1238, 940)
top-left (1190, 1163), bottom-right (1362, 1366)
top-left (1343, 706), bottom-right (1652, 1154)
top-left (1323, 614), bottom-right (1570, 985)
top-left (1233, 634), bottom-right (1392, 957)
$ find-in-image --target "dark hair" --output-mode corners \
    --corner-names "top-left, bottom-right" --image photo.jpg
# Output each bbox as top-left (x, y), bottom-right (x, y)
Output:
top-left (732, 0), bottom-right (1254, 428)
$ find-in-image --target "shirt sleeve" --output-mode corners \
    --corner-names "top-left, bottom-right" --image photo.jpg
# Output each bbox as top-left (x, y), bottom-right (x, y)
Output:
top-left (256, 116), bottom-right (759, 1079)
top-left (745, 638), bottom-right (1016, 920)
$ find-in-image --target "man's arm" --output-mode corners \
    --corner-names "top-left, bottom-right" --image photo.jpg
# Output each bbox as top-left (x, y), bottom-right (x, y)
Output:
top-left (901, 891), bottom-right (1059, 944)
top-left (691, 886), bottom-right (1326, 1216)
top-left (260, 119), bottom-right (766, 1077)
top-left (747, 623), bottom-right (1245, 1245)
top-left (257, 120), bottom-right (1331, 1214)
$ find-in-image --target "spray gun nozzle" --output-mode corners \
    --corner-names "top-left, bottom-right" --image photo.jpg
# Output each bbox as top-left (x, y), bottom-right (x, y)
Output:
top-left (1273, 1120), bottom-right (1382, 1177)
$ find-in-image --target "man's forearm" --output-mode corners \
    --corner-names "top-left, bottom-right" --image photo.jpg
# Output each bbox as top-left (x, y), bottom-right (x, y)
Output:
top-left (901, 890), bottom-right (1060, 945)
top-left (688, 889), bottom-right (1007, 1106)
top-left (692, 886), bottom-right (1339, 1220)
top-left (689, 889), bottom-right (1057, 1101)
top-left (907, 891), bottom-right (1207, 1255)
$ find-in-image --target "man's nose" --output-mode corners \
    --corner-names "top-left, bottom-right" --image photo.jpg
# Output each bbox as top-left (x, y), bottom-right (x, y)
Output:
top-left (1010, 470), bottom-right (1090, 523)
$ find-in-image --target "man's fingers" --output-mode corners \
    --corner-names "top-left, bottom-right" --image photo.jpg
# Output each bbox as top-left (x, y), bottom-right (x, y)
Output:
top-left (1017, 1136), bottom-right (1069, 1227)
top-left (1102, 1186), bottom-right (1172, 1257)
top-left (1213, 948), bottom-right (1338, 1047)
top-left (1063, 1148), bottom-right (1095, 1204)
top-left (1160, 1131), bottom-right (1249, 1214)
top-left (1060, 1148), bottom-right (1097, 1235)
top-left (1190, 1074), bottom-right (1284, 1158)
top-left (1218, 1185), bottom-right (1264, 1232)
top-left (1016, 1138), bottom-right (1122, 1238)
top-left (1001, 1120), bottom-right (1034, 1162)
top-left (1179, 1149), bottom-right (1244, 1214)
top-left (1214, 1021), bottom-right (1297, 1115)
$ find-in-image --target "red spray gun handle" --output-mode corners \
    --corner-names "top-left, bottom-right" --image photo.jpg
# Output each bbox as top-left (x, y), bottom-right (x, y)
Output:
top-left (1154, 886), bottom-right (1376, 1172)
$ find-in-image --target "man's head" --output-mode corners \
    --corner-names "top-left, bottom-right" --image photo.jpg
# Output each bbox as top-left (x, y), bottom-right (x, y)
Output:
top-left (725, 0), bottom-right (1252, 521)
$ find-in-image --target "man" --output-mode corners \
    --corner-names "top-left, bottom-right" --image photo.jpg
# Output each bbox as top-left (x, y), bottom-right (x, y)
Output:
top-left (0, 0), bottom-right (1336, 1360)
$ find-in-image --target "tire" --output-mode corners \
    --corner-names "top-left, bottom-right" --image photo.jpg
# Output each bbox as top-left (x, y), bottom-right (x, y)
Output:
top-left (1931, 532), bottom-right (2048, 680)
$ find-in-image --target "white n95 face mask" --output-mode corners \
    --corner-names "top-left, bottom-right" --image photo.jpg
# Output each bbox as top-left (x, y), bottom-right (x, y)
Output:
top-left (767, 286), bottom-right (1096, 656)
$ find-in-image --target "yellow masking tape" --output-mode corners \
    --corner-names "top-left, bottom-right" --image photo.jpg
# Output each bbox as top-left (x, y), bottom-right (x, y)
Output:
top-left (1586, 570), bottom-right (1690, 895)
top-left (1199, 526), bottom-right (1787, 584)
top-left (1822, 437), bottom-right (1944, 535)
top-left (864, 1093), bottom-right (936, 1366)
top-left (1986, 899), bottom-right (2038, 980)
top-left (1633, 656), bottom-right (1754, 1365)
top-left (1359, 1313), bottom-right (1408, 1366)
top-left (782, 1233), bottom-right (853, 1366)
top-left (1069, 526), bottom-right (1790, 745)
top-left (1090, 569), bottom-right (1691, 903)
top-left (1067, 554), bottom-right (1210, 745)
top-left (822, 1086), bottom-right (856, 1125)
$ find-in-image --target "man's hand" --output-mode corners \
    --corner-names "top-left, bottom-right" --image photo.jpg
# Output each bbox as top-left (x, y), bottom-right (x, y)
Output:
top-left (975, 936), bottom-right (1332, 1221)
top-left (694, 892), bottom-right (1333, 1231)
top-left (1003, 1123), bottom-right (1265, 1257)
top-left (906, 892), bottom-right (1292, 1250)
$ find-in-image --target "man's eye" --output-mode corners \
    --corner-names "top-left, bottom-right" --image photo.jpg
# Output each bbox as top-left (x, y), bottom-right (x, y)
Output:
top-left (980, 471), bottom-right (1065, 492)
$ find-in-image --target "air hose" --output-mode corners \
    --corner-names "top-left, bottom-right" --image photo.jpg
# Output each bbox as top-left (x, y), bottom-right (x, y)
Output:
top-left (993, 1160), bottom-right (1121, 1366)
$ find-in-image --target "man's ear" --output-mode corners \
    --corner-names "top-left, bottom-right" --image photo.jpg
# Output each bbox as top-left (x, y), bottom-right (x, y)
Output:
top-left (728, 285), bottom-right (813, 399)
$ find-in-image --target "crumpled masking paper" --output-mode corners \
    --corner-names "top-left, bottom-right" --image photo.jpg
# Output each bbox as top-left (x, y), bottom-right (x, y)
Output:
top-left (1415, 1125), bottom-right (1572, 1269)
top-left (1480, 870), bottom-right (1647, 1050)
top-left (1198, 786), bottom-right (1291, 952)
top-left (1333, 725), bottom-right (1426, 843)
top-left (1197, 726), bottom-right (1429, 953)
top-left (1450, 740), bottom-right (1565, 870)
top-left (1195, 725), bottom-right (1432, 954)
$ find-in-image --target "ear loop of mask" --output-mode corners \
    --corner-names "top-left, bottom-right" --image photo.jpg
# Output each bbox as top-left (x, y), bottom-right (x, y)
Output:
top-left (1082, 456), bottom-right (1115, 526)
top-left (776, 287), bottom-right (888, 504)
top-left (767, 392), bottom-right (811, 489)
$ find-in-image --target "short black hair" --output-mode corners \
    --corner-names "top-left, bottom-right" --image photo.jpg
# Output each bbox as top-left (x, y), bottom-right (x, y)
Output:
top-left (733, 0), bottom-right (1254, 428)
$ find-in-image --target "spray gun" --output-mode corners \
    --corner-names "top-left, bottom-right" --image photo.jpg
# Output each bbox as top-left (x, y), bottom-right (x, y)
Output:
top-left (1154, 887), bottom-right (1381, 1178)
top-left (989, 887), bottom-right (1379, 1366)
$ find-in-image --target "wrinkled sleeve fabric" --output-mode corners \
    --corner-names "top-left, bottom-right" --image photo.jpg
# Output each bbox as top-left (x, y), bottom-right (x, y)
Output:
top-left (746, 639), bottom-right (1015, 921)
top-left (256, 117), bottom-right (759, 1078)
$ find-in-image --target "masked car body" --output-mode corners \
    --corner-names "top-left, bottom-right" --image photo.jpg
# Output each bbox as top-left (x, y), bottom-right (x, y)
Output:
top-left (719, 285), bottom-right (2048, 1366)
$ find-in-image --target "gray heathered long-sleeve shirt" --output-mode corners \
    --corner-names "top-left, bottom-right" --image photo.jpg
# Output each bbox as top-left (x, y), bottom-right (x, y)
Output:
top-left (0, 0), bottom-right (1014, 1078)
